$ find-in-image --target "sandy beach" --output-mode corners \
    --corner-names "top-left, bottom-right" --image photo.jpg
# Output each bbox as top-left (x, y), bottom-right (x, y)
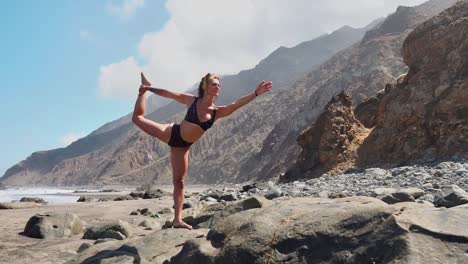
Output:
top-left (0, 186), bottom-right (211, 264)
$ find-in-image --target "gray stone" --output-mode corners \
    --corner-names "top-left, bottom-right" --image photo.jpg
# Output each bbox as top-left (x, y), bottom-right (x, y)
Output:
top-left (113, 195), bottom-right (134, 201)
top-left (129, 191), bottom-right (145, 199)
top-left (144, 188), bottom-right (171, 199)
top-left (77, 243), bottom-right (92, 253)
top-left (370, 188), bottom-right (397, 197)
top-left (365, 168), bottom-right (388, 178)
top-left (83, 220), bottom-right (132, 240)
top-left (242, 196), bottom-right (273, 210)
top-left (434, 186), bottom-right (468, 208)
top-left (19, 197), bottom-right (48, 205)
top-left (264, 187), bottom-right (282, 200)
top-left (219, 193), bottom-right (238, 202)
top-left (157, 207), bottom-right (173, 214)
top-left (77, 196), bottom-right (93, 202)
top-left (398, 188), bottom-right (425, 199)
top-left (24, 212), bottom-right (84, 239)
top-left (138, 220), bottom-right (161, 229)
top-left (204, 197), bottom-right (218, 203)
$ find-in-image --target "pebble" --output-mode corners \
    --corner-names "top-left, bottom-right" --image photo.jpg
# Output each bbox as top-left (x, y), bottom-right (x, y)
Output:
top-left (193, 160), bottom-right (468, 207)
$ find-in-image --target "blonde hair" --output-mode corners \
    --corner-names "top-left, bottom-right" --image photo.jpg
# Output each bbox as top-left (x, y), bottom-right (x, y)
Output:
top-left (198, 73), bottom-right (219, 97)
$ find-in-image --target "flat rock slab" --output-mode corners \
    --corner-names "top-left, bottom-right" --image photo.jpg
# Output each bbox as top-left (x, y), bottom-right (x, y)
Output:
top-left (67, 228), bottom-right (209, 264)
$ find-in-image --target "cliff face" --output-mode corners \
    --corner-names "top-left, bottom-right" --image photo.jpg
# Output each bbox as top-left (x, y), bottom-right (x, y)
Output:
top-left (287, 0), bottom-right (468, 179)
top-left (357, 0), bottom-right (468, 167)
top-left (251, 0), bottom-right (458, 183)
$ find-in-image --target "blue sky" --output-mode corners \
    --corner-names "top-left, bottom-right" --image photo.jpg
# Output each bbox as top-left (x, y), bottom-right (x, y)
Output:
top-left (0, 0), bottom-right (427, 177)
top-left (0, 0), bottom-right (169, 176)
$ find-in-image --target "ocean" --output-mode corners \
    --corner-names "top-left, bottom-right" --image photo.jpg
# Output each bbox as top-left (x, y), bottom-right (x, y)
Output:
top-left (0, 188), bottom-right (90, 204)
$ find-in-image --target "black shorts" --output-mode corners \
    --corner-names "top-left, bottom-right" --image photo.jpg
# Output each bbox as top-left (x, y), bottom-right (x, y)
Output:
top-left (168, 124), bottom-right (193, 148)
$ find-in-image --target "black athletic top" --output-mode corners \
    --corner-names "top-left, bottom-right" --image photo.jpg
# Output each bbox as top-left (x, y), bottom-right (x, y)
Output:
top-left (184, 97), bottom-right (216, 131)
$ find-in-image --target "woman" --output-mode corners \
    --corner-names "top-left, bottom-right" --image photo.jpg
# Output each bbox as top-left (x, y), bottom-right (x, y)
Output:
top-left (132, 72), bottom-right (273, 229)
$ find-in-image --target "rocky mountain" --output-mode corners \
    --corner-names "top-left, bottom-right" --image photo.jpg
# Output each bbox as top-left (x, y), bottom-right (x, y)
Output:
top-left (245, 0), bottom-right (459, 183)
top-left (357, 0), bottom-right (468, 167)
top-left (1, 21), bottom-right (375, 186)
top-left (286, 0), bottom-right (468, 180)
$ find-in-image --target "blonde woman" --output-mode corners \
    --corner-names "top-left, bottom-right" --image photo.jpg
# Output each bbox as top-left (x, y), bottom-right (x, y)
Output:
top-left (132, 72), bottom-right (272, 229)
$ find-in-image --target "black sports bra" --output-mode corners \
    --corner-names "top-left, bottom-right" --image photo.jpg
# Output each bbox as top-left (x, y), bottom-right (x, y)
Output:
top-left (184, 97), bottom-right (216, 131)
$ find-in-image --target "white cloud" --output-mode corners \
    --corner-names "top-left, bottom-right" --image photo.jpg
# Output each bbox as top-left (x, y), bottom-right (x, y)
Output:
top-left (99, 56), bottom-right (142, 98)
top-left (107, 0), bottom-right (145, 19)
top-left (60, 132), bottom-right (87, 146)
top-left (99, 0), bottom-right (427, 97)
top-left (79, 30), bottom-right (91, 41)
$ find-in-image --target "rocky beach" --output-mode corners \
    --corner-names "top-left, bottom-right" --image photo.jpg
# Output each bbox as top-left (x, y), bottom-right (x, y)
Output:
top-left (0, 160), bottom-right (467, 263)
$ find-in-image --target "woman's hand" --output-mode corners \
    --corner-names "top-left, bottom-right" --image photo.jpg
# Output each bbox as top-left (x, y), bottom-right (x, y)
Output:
top-left (255, 80), bottom-right (273, 96)
top-left (139, 85), bottom-right (149, 95)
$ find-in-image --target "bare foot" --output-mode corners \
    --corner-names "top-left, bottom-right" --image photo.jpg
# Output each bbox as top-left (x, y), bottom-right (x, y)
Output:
top-left (141, 72), bottom-right (151, 86)
top-left (173, 220), bottom-right (193, 230)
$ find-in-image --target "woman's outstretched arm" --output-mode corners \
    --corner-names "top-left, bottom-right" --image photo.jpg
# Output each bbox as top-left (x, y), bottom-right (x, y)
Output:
top-left (216, 81), bottom-right (272, 119)
top-left (139, 72), bottom-right (194, 106)
top-left (145, 87), bottom-right (194, 106)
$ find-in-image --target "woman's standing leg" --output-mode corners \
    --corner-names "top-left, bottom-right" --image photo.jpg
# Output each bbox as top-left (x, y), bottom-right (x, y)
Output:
top-left (170, 146), bottom-right (192, 229)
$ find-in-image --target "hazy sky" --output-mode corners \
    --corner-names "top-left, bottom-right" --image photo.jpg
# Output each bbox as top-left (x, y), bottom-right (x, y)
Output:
top-left (0, 0), bottom-right (427, 177)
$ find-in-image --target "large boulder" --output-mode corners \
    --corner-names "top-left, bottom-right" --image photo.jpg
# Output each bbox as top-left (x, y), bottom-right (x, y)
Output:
top-left (24, 212), bottom-right (84, 239)
top-left (170, 196), bottom-right (468, 263)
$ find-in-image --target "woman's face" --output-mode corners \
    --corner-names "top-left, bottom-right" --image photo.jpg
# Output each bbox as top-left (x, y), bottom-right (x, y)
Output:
top-left (206, 78), bottom-right (220, 97)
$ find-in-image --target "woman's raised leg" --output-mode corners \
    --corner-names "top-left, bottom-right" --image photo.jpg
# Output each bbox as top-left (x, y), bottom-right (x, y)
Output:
top-left (132, 73), bottom-right (172, 143)
top-left (170, 146), bottom-right (192, 229)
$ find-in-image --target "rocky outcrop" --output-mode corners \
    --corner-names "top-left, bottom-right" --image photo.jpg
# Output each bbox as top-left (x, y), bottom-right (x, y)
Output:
top-left (67, 197), bottom-right (468, 264)
top-left (284, 92), bottom-right (370, 181)
top-left (171, 197), bottom-right (468, 264)
top-left (24, 212), bottom-right (84, 239)
top-left (357, 0), bottom-right (468, 167)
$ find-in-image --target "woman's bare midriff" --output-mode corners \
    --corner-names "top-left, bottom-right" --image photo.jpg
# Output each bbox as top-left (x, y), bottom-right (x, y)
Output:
top-left (179, 120), bottom-right (206, 143)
